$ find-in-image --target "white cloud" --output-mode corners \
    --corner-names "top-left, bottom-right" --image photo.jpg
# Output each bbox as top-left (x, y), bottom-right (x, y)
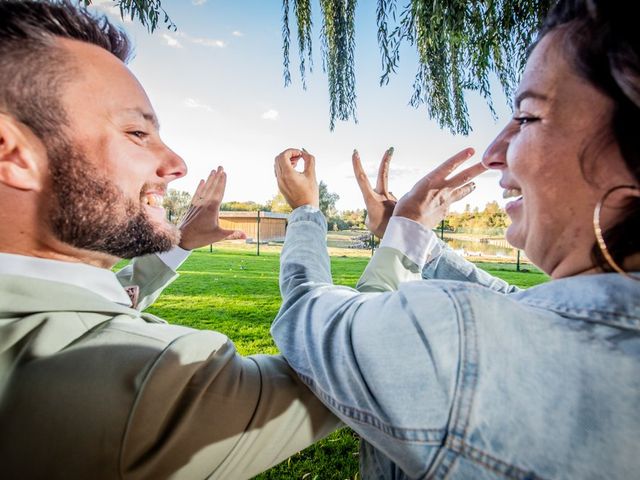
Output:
top-left (192, 0), bottom-right (208, 5)
top-left (232, 31), bottom-right (244, 37)
top-left (162, 34), bottom-right (182, 48)
top-left (190, 36), bottom-right (225, 48)
top-left (261, 109), bottom-right (279, 121)
top-left (184, 98), bottom-right (215, 113)
top-left (88, 0), bottom-right (131, 22)
top-left (174, 31), bottom-right (225, 48)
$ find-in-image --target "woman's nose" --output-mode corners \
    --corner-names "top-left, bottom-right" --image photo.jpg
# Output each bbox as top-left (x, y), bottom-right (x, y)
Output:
top-left (482, 125), bottom-right (510, 170)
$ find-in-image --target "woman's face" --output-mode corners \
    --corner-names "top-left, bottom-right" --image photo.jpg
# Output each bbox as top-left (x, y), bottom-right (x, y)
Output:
top-left (482, 31), bottom-right (633, 278)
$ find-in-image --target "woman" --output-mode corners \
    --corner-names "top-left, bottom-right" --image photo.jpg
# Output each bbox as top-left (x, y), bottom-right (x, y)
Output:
top-left (272, 1), bottom-right (640, 478)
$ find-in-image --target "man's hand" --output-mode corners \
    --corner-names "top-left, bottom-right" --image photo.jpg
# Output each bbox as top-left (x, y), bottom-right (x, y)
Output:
top-left (352, 147), bottom-right (397, 238)
top-left (178, 167), bottom-right (246, 250)
top-left (394, 148), bottom-right (486, 229)
top-left (274, 148), bottom-right (319, 209)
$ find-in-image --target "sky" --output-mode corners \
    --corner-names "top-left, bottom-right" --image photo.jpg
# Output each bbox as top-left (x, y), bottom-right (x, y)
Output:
top-left (88, 0), bottom-right (516, 212)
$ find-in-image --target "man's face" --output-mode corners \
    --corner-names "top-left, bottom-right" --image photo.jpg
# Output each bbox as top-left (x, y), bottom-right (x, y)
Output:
top-left (44, 38), bottom-right (187, 259)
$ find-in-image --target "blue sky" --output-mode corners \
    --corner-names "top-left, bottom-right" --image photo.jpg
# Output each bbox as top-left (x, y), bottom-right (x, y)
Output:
top-left (89, 0), bottom-right (515, 212)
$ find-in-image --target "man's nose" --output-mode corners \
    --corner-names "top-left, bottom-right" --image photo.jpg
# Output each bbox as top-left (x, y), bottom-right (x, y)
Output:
top-left (158, 145), bottom-right (187, 181)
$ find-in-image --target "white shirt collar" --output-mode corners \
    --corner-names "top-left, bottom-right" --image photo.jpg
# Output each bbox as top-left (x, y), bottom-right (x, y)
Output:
top-left (0, 252), bottom-right (132, 306)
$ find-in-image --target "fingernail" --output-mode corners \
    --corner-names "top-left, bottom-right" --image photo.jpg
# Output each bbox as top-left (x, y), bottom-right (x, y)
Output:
top-left (301, 147), bottom-right (308, 153)
top-left (387, 147), bottom-right (394, 155)
top-left (471, 182), bottom-right (476, 190)
top-left (353, 148), bottom-right (359, 156)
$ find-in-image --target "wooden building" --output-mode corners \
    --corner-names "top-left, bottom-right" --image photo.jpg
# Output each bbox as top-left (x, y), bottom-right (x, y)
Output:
top-left (218, 211), bottom-right (288, 242)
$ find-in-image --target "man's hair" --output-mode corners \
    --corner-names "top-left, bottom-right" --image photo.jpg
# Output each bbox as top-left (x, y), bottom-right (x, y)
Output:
top-left (0, 0), bottom-right (132, 140)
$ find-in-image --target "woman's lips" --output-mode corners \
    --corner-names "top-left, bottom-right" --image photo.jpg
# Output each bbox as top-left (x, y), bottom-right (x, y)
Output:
top-left (505, 196), bottom-right (523, 214)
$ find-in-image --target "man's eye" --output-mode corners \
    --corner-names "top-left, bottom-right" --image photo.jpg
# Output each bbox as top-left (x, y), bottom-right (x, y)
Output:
top-left (128, 131), bottom-right (148, 139)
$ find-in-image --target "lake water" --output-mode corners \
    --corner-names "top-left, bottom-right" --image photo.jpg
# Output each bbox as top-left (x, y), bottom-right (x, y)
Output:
top-left (443, 237), bottom-right (522, 260)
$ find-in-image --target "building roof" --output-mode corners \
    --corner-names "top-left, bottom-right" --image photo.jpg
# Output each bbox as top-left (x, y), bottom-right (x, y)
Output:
top-left (219, 211), bottom-right (289, 220)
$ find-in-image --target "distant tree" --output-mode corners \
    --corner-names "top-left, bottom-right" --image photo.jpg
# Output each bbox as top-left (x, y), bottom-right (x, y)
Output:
top-left (340, 209), bottom-right (366, 229)
top-left (163, 189), bottom-right (191, 225)
top-left (84, 0), bottom-right (555, 133)
top-left (269, 192), bottom-right (294, 213)
top-left (327, 215), bottom-right (348, 231)
top-left (445, 201), bottom-right (510, 233)
top-left (220, 200), bottom-right (268, 211)
top-left (319, 181), bottom-right (339, 217)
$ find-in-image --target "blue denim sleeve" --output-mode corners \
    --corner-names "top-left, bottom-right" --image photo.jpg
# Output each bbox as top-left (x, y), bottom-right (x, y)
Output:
top-left (423, 244), bottom-right (521, 293)
top-left (272, 207), bottom-right (461, 478)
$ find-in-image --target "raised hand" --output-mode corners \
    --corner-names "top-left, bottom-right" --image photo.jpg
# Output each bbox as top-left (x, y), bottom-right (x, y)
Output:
top-left (394, 148), bottom-right (486, 229)
top-left (274, 148), bottom-right (319, 209)
top-left (352, 147), bottom-right (397, 238)
top-left (178, 167), bottom-right (246, 250)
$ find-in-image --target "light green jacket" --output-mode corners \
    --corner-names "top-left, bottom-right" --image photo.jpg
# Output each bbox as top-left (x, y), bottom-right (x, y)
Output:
top-left (0, 255), bottom-right (339, 479)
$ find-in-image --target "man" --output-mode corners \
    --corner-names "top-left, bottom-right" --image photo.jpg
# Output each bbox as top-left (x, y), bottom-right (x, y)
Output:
top-left (0, 2), bottom-right (338, 478)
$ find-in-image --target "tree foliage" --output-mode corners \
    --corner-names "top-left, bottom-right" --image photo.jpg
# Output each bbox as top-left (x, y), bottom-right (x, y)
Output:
top-left (268, 192), bottom-right (294, 213)
top-left (318, 180), bottom-right (339, 217)
top-left (163, 189), bottom-right (191, 224)
top-left (283, 0), bottom-right (555, 133)
top-left (446, 201), bottom-right (509, 233)
top-left (86, 0), bottom-right (555, 133)
top-left (220, 200), bottom-right (269, 212)
top-left (82, 0), bottom-right (175, 32)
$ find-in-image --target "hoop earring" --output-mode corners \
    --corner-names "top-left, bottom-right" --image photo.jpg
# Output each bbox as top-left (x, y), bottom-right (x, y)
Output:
top-left (593, 184), bottom-right (640, 280)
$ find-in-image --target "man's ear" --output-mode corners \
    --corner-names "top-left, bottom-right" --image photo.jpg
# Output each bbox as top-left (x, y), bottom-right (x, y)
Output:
top-left (0, 113), bottom-right (47, 191)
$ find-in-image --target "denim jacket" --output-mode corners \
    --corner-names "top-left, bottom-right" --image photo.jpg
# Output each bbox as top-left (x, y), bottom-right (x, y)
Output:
top-left (271, 207), bottom-right (640, 479)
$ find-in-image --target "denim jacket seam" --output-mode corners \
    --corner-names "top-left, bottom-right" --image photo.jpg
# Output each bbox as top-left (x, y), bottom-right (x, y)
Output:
top-left (518, 299), bottom-right (640, 329)
top-left (448, 439), bottom-right (547, 480)
top-left (425, 285), bottom-right (480, 478)
top-left (296, 373), bottom-right (446, 444)
top-left (431, 287), bottom-right (547, 480)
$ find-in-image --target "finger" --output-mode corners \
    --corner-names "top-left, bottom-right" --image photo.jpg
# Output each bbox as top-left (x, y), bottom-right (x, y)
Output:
top-left (432, 147), bottom-right (475, 181)
top-left (352, 149), bottom-right (373, 195)
top-left (199, 169), bottom-right (218, 200)
top-left (191, 179), bottom-right (206, 206)
top-left (449, 182), bottom-right (477, 204)
top-left (192, 179), bottom-right (205, 199)
top-left (275, 148), bottom-right (304, 175)
top-left (375, 147), bottom-right (393, 194)
top-left (445, 161), bottom-right (487, 187)
top-left (224, 229), bottom-right (247, 240)
top-left (301, 148), bottom-right (316, 177)
top-left (211, 169), bottom-right (227, 201)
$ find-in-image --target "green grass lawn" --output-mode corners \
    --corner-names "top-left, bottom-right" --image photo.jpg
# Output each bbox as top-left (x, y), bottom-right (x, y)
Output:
top-left (127, 248), bottom-right (548, 479)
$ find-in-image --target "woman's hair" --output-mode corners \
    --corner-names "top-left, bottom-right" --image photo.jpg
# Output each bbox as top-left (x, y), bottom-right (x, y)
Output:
top-left (0, 0), bottom-right (131, 141)
top-left (538, 0), bottom-right (640, 271)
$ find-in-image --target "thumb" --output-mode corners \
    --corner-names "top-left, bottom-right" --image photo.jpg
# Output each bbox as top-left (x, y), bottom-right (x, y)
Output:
top-left (222, 229), bottom-right (247, 240)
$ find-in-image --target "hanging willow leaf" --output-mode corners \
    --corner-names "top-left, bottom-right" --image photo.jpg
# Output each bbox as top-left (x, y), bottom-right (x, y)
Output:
top-left (287, 0), bottom-right (555, 133)
top-left (294, 0), bottom-right (314, 89)
top-left (282, 0), bottom-right (292, 86)
top-left (82, 0), bottom-right (555, 133)
top-left (320, 0), bottom-right (358, 130)
top-left (82, 0), bottom-right (175, 32)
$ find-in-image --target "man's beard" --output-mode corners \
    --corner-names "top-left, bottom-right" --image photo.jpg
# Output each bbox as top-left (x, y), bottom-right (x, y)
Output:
top-left (44, 136), bottom-right (180, 259)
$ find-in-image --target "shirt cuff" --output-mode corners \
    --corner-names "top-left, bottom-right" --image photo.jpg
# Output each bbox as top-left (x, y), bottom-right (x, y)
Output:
top-left (380, 217), bottom-right (442, 267)
top-left (156, 246), bottom-right (191, 271)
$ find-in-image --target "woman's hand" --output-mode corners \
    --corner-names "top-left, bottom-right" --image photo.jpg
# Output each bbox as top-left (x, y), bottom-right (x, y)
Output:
top-left (352, 148), bottom-right (397, 238)
top-left (178, 167), bottom-right (246, 250)
top-left (394, 148), bottom-right (486, 229)
top-left (274, 148), bottom-right (319, 209)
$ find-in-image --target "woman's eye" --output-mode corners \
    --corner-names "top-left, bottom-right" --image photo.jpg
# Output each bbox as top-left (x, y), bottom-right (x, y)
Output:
top-left (513, 116), bottom-right (538, 126)
top-left (128, 131), bottom-right (148, 139)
